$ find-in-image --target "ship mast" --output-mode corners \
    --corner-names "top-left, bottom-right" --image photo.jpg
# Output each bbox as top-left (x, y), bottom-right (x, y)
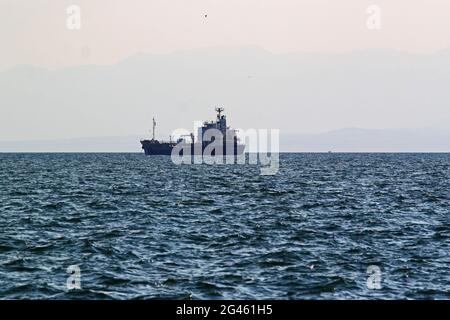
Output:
top-left (152, 117), bottom-right (156, 141)
top-left (215, 107), bottom-right (224, 120)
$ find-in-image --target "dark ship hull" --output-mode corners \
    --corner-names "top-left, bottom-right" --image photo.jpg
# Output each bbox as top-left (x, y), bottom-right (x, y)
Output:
top-left (141, 140), bottom-right (175, 155)
top-left (141, 140), bottom-right (245, 156)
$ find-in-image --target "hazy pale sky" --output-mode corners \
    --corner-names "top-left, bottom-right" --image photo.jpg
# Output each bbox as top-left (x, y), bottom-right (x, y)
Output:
top-left (2, 0), bottom-right (450, 70)
top-left (1, 0), bottom-right (450, 147)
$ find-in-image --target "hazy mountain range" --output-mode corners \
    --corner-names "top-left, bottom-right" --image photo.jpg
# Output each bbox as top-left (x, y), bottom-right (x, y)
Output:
top-left (1, 127), bottom-right (450, 152)
top-left (1, 46), bottom-right (450, 152)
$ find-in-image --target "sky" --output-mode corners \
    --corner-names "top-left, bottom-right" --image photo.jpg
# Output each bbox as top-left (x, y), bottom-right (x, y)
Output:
top-left (1, 0), bottom-right (450, 149)
top-left (1, 0), bottom-right (450, 70)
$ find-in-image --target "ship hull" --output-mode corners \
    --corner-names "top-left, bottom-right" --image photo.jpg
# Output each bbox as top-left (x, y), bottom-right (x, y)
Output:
top-left (141, 140), bottom-right (245, 156)
top-left (141, 140), bottom-right (174, 155)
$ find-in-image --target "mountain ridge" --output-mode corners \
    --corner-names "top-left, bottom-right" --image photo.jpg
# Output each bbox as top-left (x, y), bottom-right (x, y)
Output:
top-left (1, 128), bottom-right (449, 152)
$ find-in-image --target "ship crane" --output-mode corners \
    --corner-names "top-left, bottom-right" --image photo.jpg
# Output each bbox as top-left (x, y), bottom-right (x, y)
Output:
top-left (180, 133), bottom-right (195, 143)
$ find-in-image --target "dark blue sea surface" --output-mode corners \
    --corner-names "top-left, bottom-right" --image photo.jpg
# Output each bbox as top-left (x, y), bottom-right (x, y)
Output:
top-left (0, 153), bottom-right (449, 299)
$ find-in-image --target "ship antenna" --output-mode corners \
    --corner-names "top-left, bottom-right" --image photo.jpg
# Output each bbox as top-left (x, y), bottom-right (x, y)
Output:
top-left (152, 117), bottom-right (156, 141)
top-left (215, 107), bottom-right (224, 119)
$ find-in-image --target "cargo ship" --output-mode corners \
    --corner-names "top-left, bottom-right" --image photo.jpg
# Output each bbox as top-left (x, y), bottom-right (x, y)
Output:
top-left (140, 108), bottom-right (245, 156)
